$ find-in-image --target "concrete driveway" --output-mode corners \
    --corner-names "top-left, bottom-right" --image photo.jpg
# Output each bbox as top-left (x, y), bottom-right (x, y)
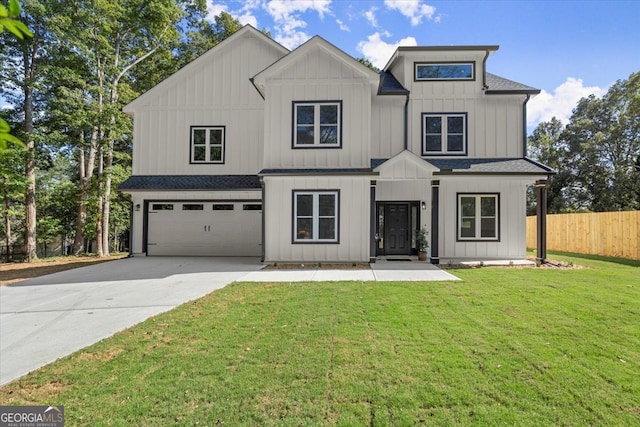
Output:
top-left (0, 257), bottom-right (459, 386)
top-left (0, 257), bottom-right (262, 386)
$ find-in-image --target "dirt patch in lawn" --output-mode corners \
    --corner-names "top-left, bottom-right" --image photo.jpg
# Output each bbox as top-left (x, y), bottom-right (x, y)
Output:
top-left (0, 255), bottom-right (128, 286)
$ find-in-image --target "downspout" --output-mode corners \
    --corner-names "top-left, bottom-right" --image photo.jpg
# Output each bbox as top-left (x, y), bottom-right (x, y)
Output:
top-left (260, 177), bottom-right (266, 263)
top-left (522, 94), bottom-right (531, 157)
top-left (482, 49), bottom-right (491, 90)
top-left (403, 93), bottom-right (410, 150)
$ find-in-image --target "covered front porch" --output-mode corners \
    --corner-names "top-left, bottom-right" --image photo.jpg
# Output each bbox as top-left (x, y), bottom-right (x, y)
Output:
top-left (371, 150), bottom-right (437, 262)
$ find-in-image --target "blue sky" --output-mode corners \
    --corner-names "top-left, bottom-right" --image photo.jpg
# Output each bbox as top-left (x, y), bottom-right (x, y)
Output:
top-left (207, 0), bottom-right (640, 132)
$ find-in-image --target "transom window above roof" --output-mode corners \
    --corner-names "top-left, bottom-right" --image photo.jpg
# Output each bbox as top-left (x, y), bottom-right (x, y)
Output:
top-left (415, 62), bottom-right (475, 81)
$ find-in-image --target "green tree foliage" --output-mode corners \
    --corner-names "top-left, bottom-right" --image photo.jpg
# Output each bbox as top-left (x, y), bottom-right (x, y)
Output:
top-left (528, 71), bottom-right (640, 213)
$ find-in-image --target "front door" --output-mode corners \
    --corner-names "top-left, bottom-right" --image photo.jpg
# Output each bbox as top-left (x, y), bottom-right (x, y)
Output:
top-left (384, 204), bottom-right (410, 255)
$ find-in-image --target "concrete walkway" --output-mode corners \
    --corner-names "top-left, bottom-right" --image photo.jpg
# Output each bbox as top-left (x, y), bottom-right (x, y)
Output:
top-left (0, 257), bottom-right (457, 386)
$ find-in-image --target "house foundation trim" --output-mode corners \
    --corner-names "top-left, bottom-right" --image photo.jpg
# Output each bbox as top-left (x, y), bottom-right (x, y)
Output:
top-left (430, 180), bottom-right (440, 264)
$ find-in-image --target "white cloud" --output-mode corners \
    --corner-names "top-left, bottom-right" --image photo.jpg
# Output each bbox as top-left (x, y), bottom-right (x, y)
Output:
top-left (528, 77), bottom-right (605, 127)
top-left (265, 0), bottom-right (332, 49)
top-left (357, 32), bottom-right (418, 70)
top-left (206, 1), bottom-right (258, 27)
top-left (238, 12), bottom-right (258, 27)
top-left (207, 2), bottom-right (228, 21)
top-left (336, 18), bottom-right (349, 32)
top-left (384, 0), bottom-right (436, 26)
top-left (364, 7), bottom-right (378, 27)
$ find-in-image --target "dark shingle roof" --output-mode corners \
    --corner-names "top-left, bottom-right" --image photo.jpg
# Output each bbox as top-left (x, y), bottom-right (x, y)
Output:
top-left (378, 71), bottom-right (409, 95)
top-left (371, 159), bottom-right (388, 169)
top-left (425, 158), bottom-right (554, 174)
top-left (118, 175), bottom-right (261, 191)
top-left (485, 73), bottom-right (540, 94)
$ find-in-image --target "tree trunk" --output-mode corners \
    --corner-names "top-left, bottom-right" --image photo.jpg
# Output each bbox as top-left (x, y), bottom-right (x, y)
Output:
top-left (73, 130), bottom-right (98, 255)
top-left (3, 179), bottom-right (10, 263)
top-left (95, 143), bottom-right (104, 257)
top-left (24, 45), bottom-right (37, 262)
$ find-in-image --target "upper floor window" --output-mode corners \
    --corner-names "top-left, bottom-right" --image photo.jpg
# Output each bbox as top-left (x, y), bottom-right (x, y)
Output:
top-left (422, 113), bottom-right (467, 155)
top-left (292, 101), bottom-right (342, 148)
top-left (415, 62), bottom-right (475, 81)
top-left (190, 126), bottom-right (225, 163)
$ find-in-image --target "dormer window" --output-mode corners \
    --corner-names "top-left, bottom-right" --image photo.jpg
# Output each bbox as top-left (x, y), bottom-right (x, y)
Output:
top-left (422, 113), bottom-right (467, 156)
top-left (292, 101), bottom-right (342, 148)
top-left (415, 62), bottom-right (475, 81)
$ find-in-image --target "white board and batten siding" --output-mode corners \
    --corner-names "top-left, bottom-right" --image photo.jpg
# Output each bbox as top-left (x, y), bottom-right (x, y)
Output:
top-left (125, 30), bottom-right (288, 176)
top-left (387, 48), bottom-right (527, 159)
top-left (263, 175), bottom-right (371, 263)
top-left (261, 46), bottom-right (375, 170)
top-left (437, 176), bottom-right (536, 261)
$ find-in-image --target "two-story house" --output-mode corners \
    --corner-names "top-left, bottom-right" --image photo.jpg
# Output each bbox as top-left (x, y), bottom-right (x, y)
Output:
top-left (120, 25), bottom-right (553, 263)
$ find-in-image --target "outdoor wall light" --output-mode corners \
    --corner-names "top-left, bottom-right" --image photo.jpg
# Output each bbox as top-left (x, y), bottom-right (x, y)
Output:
top-left (135, 204), bottom-right (141, 211)
top-left (421, 201), bottom-right (427, 210)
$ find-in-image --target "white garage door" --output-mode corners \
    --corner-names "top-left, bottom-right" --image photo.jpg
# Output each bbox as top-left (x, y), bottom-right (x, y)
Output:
top-left (147, 201), bottom-right (262, 256)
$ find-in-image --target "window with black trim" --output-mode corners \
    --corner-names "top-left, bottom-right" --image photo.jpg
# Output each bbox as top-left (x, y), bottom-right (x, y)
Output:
top-left (213, 204), bottom-right (234, 211)
top-left (151, 204), bottom-right (173, 211)
top-left (243, 204), bottom-right (262, 211)
top-left (422, 113), bottom-right (467, 155)
top-left (190, 126), bottom-right (225, 163)
top-left (293, 101), bottom-right (342, 148)
top-left (293, 190), bottom-right (339, 243)
top-left (415, 62), bottom-right (474, 81)
top-left (182, 204), bottom-right (204, 211)
top-left (458, 194), bottom-right (499, 241)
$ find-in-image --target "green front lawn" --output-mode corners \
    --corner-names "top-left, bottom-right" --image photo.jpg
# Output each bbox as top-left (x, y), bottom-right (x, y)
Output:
top-left (2, 253), bottom-right (639, 425)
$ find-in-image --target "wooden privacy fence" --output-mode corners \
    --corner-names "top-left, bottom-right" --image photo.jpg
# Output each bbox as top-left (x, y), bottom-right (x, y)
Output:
top-left (526, 211), bottom-right (640, 260)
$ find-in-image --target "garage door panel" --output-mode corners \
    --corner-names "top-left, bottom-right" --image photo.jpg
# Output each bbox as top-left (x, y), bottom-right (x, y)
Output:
top-left (147, 202), bottom-right (261, 256)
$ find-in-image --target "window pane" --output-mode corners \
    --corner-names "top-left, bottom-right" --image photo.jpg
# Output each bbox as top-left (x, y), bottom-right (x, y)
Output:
top-left (210, 146), bottom-right (222, 162)
top-left (296, 194), bottom-right (313, 216)
top-left (481, 197), bottom-right (496, 216)
top-left (243, 204), bottom-right (262, 211)
top-left (210, 129), bottom-right (222, 145)
top-left (318, 194), bottom-right (335, 216)
top-left (193, 129), bottom-right (206, 145)
top-left (425, 135), bottom-right (442, 152)
top-left (296, 105), bottom-right (314, 125)
top-left (319, 125), bottom-right (338, 145)
top-left (447, 135), bottom-right (464, 152)
top-left (152, 204), bottom-right (173, 211)
top-left (417, 64), bottom-right (473, 79)
top-left (193, 146), bottom-right (206, 161)
top-left (461, 218), bottom-right (476, 238)
top-left (426, 117), bottom-right (442, 133)
top-left (213, 204), bottom-right (234, 210)
top-left (296, 218), bottom-right (312, 240)
top-left (461, 197), bottom-right (475, 217)
top-left (319, 218), bottom-right (336, 240)
top-left (448, 116), bottom-right (464, 134)
top-left (296, 126), bottom-right (314, 145)
top-left (481, 218), bottom-right (496, 238)
top-left (320, 105), bottom-right (337, 124)
top-left (182, 204), bottom-right (204, 211)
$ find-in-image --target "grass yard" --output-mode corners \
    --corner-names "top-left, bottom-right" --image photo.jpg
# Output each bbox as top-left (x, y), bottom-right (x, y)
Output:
top-left (1, 252), bottom-right (639, 426)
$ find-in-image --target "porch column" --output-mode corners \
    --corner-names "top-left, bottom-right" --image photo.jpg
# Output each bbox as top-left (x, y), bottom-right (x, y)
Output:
top-left (430, 180), bottom-right (439, 264)
top-left (370, 181), bottom-right (377, 263)
top-left (535, 179), bottom-right (548, 263)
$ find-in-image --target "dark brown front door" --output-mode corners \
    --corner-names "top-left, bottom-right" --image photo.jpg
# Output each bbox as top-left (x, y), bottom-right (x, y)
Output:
top-left (384, 204), bottom-right (410, 255)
